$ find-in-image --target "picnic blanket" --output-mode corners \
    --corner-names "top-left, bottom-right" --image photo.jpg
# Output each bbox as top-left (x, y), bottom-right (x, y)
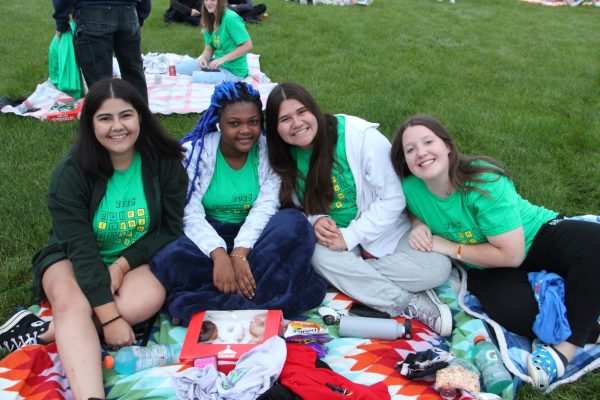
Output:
top-left (0, 53), bottom-right (277, 121)
top-left (1, 266), bottom-right (598, 399)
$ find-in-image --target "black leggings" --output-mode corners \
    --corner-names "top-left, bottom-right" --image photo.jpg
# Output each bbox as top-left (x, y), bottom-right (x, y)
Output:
top-left (467, 217), bottom-right (600, 347)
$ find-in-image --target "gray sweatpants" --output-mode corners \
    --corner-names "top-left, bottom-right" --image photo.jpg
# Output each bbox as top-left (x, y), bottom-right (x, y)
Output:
top-left (312, 232), bottom-right (451, 317)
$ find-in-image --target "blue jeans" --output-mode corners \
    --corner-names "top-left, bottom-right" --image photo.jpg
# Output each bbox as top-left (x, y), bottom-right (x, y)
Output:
top-left (175, 59), bottom-right (243, 84)
top-left (74, 4), bottom-right (148, 103)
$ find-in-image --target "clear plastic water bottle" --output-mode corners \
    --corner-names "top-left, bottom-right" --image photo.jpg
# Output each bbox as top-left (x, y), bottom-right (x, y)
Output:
top-left (472, 336), bottom-right (512, 395)
top-left (104, 343), bottom-right (182, 375)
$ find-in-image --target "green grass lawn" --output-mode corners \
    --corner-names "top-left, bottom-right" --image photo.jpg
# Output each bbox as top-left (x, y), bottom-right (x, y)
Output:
top-left (0, 0), bottom-right (598, 397)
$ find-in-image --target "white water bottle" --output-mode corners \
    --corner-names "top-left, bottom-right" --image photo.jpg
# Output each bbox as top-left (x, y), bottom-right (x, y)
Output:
top-left (339, 316), bottom-right (411, 340)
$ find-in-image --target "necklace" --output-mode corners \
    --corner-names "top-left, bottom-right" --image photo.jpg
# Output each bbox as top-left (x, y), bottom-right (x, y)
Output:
top-left (426, 181), bottom-right (454, 198)
top-left (443, 186), bottom-right (454, 197)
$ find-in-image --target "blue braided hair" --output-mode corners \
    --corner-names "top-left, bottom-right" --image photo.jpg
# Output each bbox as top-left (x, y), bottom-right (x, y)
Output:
top-left (181, 81), bottom-right (263, 205)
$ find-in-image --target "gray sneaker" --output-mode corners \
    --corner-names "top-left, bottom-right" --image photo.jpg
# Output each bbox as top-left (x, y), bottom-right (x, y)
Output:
top-left (403, 290), bottom-right (452, 337)
top-left (0, 310), bottom-right (49, 353)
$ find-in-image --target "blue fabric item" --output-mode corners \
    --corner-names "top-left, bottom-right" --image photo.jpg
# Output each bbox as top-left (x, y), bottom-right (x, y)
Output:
top-left (150, 208), bottom-right (326, 325)
top-left (528, 270), bottom-right (571, 344)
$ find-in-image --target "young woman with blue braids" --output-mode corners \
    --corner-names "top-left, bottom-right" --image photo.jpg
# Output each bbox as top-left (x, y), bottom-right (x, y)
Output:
top-left (150, 82), bottom-right (326, 325)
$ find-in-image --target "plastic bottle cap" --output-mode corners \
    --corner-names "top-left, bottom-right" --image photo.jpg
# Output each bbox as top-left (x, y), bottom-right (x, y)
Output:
top-left (473, 335), bottom-right (485, 344)
top-left (104, 355), bottom-right (115, 370)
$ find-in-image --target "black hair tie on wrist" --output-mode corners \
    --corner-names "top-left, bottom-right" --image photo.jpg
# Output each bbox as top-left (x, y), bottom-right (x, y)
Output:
top-left (102, 315), bottom-right (122, 327)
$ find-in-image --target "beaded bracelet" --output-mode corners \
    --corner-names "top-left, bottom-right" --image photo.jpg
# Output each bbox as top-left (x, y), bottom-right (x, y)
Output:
top-left (230, 254), bottom-right (248, 262)
top-left (101, 315), bottom-right (122, 327)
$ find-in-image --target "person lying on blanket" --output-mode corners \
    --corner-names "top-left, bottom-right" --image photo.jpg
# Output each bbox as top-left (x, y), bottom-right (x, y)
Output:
top-left (175, 0), bottom-right (253, 84)
top-left (0, 78), bottom-right (188, 400)
top-left (391, 114), bottom-right (600, 390)
top-left (264, 82), bottom-right (453, 336)
top-left (150, 82), bottom-right (326, 326)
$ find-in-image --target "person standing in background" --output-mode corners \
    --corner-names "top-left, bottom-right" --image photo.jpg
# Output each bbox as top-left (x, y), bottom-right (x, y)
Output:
top-left (52, 0), bottom-right (151, 104)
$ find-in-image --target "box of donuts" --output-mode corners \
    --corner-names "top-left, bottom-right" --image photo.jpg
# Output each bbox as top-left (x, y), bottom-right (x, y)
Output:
top-left (180, 309), bottom-right (283, 373)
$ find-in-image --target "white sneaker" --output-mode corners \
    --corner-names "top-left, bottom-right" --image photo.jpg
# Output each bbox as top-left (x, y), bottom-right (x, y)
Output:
top-left (403, 290), bottom-right (453, 337)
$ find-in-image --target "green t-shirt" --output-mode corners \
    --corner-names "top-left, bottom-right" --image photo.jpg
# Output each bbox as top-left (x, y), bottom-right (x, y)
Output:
top-left (402, 169), bottom-right (558, 269)
top-left (202, 143), bottom-right (260, 223)
top-left (204, 9), bottom-right (250, 78)
top-left (93, 152), bottom-right (150, 265)
top-left (293, 116), bottom-right (358, 228)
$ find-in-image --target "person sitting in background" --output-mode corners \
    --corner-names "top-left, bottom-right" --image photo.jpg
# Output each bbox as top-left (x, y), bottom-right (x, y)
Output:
top-left (175, 0), bottom-right (253, 84)
top-left (391, 114), bottom-right (600, 390)
top-left (164, 0), bottom-right (203, 26)
top-left (228, 0), bottom-right (267, 24)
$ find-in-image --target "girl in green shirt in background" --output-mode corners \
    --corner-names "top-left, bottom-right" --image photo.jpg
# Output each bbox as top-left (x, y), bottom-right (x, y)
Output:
top-left (175, 0), bottom-right (253, 84)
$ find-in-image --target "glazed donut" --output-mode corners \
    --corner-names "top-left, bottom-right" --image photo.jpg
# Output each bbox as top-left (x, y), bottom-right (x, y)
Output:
top-left (200, 321), bottom-right (218, 342)
top-left (217, 320), bottom-right (245, 343)
top-left (249, 312), bottom-right (268, 341)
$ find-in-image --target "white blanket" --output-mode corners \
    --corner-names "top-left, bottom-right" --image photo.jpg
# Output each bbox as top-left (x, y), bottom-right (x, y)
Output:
top-left (1, 53), bottom-right (276, 121)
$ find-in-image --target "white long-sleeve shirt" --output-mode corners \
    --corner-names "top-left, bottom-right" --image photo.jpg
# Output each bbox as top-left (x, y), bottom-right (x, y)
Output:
top-left (306, 115), bottom-right (410, 258)
top-left (183, 133), bottom-right (281, 256)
